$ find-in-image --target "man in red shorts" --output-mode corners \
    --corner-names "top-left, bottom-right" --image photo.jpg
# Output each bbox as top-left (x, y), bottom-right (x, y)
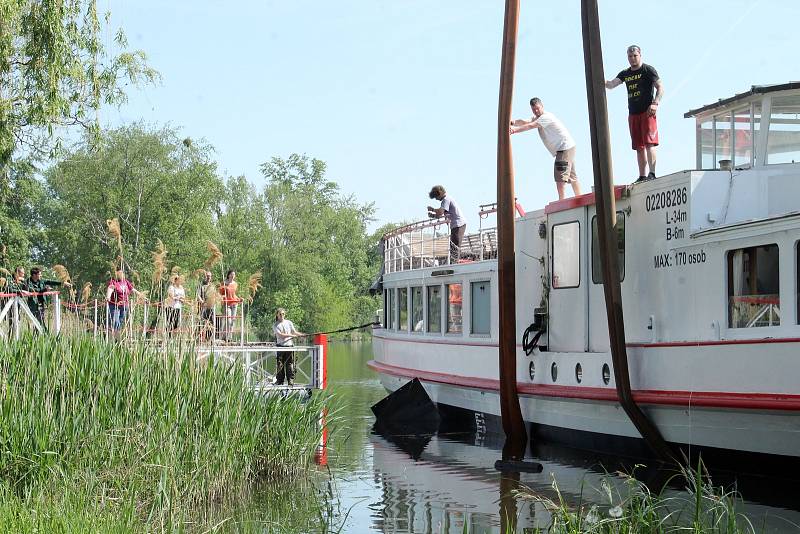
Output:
top-left (606, 45), bottom-right (663, 182)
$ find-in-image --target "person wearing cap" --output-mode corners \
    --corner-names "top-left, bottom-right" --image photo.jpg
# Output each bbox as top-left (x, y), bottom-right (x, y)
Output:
top-left (606, 44), bottom-right (663, 182)
top-left (511, 97), bottom-right (582, 200)
top-left (427, 185), bottom-right (467, 262)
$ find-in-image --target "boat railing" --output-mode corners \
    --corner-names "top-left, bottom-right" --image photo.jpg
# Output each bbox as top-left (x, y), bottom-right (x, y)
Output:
top-left (729, 294), bottom-right (780, 328)
top-left (383, 217), bottom-right (498, 273)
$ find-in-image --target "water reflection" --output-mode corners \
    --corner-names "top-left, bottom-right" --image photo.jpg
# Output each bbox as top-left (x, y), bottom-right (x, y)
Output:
top-left (324, 342), bottom-right (800, 533)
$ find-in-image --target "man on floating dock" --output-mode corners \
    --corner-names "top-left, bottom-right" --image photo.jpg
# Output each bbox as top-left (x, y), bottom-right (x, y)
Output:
top-left (427, 185), bottom-right (466, 263)
top-left (510, 97), bottom-right (582, 200)
top-left (606, 45), bottom-right (663, 182)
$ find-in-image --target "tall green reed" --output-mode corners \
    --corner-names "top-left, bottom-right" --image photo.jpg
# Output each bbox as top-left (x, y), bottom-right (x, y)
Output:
top-left (0, 334), bottom-right (328, 530)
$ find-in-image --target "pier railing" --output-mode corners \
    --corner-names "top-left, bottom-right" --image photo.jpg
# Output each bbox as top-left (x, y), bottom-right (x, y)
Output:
top-left (0, 291), bottom-right (252, 345)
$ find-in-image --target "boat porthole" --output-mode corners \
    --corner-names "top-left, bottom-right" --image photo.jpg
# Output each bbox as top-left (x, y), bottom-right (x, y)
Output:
top-left (550, 362), bottom-right (558, 382)
top-left (529, 361), bottom-right (535, 380)
top-left (575, 363), bottom-right (582, 384)
top-left (602, 363), bottom-right (611, 385)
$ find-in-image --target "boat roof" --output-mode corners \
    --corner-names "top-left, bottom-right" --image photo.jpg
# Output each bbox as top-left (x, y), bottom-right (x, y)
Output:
top-left (684, 82), bottom-right (800, 118)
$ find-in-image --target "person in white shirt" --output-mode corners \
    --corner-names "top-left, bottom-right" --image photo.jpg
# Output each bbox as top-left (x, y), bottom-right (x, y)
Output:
top-left (427, 185), bottom-right (467, 263)
top-left (511, 97), bottom-right (582, 200)
top-left (165, 275), bottom-right (186, 337)
top-left (273, 307), bottom-right (306, 386)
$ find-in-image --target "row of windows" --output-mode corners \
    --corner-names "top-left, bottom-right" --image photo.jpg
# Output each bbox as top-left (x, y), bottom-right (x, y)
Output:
top-left (552, 213), bottom-right (625, 290)
top-left (383, 281), bottom-right (491, 335)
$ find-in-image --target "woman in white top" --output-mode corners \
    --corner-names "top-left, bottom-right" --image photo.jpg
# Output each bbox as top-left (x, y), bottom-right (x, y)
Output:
top-left (273, 307), bottom-right (306, 386)
top-left (166, 275), bottom-right (186, 337)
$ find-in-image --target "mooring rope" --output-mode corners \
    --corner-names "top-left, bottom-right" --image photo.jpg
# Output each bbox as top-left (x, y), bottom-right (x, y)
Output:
top-left (312, 321), bottom-right (380, 336)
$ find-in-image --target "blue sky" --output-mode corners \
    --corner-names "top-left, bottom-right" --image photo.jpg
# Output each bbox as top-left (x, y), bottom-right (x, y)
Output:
top-left (103, 0), bottom-right (798, 231)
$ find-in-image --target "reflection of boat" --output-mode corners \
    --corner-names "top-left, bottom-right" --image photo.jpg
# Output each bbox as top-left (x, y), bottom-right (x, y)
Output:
top-left (370, 84), bottom-right (800, 463)
top-left (369, 432), bottom-right (800, 533)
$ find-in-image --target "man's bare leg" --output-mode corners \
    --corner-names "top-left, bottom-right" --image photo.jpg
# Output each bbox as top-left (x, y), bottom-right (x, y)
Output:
top-left (570, 181), bottom-right (582, 196)
top-left (556, 182), bottom-right (566, 200)
top-left (646, 145), bottom-right (657, 176)
top-left (636, 148), bottom-right (647, 177)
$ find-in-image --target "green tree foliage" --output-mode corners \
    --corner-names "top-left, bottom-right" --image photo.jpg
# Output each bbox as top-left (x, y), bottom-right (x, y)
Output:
top-left (252, 154), bottom-right (379, 336)
top-left (0, 160), bottom-right (46, 267)
top-left (38, 124), bottom-right (223, 290)
top-left (23, 143), bottom-right (381, 337)
top-left (0, 0), bottom-right (158, 167)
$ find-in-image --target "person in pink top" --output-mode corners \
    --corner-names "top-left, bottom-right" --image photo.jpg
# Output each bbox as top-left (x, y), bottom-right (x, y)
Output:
top-left (105, 269), bottom-right (143, 336)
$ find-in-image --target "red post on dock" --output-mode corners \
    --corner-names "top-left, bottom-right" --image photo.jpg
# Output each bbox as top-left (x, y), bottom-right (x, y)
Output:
top-left (313, 333), bottom-right (328, 389)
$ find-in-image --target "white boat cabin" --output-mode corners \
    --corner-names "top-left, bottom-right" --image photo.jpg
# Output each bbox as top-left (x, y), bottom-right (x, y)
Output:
top-left (379, 82), bottom-right (800, 354)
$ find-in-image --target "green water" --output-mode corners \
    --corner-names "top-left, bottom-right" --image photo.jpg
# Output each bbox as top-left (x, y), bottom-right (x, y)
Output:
top-left (313, 342), bottom-right (800, 533)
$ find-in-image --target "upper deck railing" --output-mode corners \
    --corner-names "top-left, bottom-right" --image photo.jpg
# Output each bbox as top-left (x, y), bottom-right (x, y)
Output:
top-left (383, 201), bottom-right (524, 274)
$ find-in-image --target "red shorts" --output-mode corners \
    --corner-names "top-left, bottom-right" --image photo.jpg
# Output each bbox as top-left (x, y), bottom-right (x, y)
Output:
top-left (628, 112), bottom-right (659, 149)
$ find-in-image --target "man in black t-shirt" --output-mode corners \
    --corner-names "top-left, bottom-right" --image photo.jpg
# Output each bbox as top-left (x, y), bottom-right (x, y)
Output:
top-left (606, 45), bottom-right (663, 182)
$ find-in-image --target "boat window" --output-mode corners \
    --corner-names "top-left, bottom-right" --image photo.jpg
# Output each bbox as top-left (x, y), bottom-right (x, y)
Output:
top-left (446, 283), bottom-right (463, 334)
top-left (383, 290), bottom-right (388, 327)
top-left (733, 107), bottom-right (753, 168)
top-left (591, 213), bottom-right (625, 284)
top-left (387, 289), bottom-right (395, 329)
top-left (714, 113), bottom-right (732, 169)
top-left (552, 221), bottom-right (580, 289)
top-left (766, 94), bottom-right (800, 165)
top-left (470, 281), bottom-right (491, 335)
top-left (398, 287), bottom-right (409, 331)
top-left (427, 285), bottom-right (442, 333)
top-left (699, 119), bottom-right (713, 169)
top-left (411, 286), bottom-right (423, 332)
top-left (727, 244), bottom-right (780, 328)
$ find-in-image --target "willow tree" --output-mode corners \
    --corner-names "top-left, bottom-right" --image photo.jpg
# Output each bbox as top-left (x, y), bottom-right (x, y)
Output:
top-left (0, 0), bottom-right (158, 168)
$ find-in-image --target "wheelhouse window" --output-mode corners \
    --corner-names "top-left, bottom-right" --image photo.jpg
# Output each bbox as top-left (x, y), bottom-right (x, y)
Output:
top-left (446, 283), bottom-right (463, 334)
top-left (591, 213), bottom-right (625, 284)
top-left (766, 95), bottom-right (800, 165)
top-left (733, 107), bottom-right (753, 168)
top-left (714, 113), bottom-right (732, 168)
top-left (727, 244), bottom-right (780, 328)
top-left (699, 119), bottom-right (713, 169)
top-left (552, 222), bottom-right (580, 289)
top-left (470, 281), bottom-right (490, 335)
top-left (427, 285), bottom-right (442, 333)
top-left (411, 286), bottom-right (423, 332)
top-left (398, 287), bottom-right (408, 331)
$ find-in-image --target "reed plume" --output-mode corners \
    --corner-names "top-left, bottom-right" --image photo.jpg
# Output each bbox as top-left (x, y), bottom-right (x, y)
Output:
top-left (203, 241), bottom-right (223, 270)
top-left (53, 265), bottom-right (72, 284)
top-left (151, 239), bottom-right (168, 286)
top-left (192, 268), bottom-right (206, 280)
top-left (106, 218), bottom-right (122, 249)
top-left (0, 278), bottom-right (5, 289)
top-left (203, 284), bottom-right (219, 308)
top-left (0, 267), bottom-right (10, 277)
top-left (81, 283), bottom-right (92, 304)
top-left (170, 266), bottom-right (182, 275)
top-left (246, 271), bottom-right (262, 304)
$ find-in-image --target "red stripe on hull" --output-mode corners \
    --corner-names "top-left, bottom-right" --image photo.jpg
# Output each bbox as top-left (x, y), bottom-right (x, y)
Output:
top-left (367, 360), bottom-right (800, 411)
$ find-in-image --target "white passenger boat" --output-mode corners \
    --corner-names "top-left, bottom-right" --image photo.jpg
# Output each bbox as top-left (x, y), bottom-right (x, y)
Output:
top-left (370, 83), bottom-right (800, 461)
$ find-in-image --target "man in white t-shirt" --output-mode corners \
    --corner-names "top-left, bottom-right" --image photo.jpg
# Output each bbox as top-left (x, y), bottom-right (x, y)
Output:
top-left (511, 97), bottom-right (582, 200)
top-left (427, 185), bottom-right (467, 263)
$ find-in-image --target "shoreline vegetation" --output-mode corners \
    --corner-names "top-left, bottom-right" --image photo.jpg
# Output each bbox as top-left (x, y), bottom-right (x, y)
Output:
top-left (0, 335), bottom-right (330, 532)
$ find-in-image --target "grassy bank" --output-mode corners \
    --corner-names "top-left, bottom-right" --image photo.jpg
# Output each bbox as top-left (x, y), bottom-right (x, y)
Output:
top-left (0, 335), bottom-right (328, 531)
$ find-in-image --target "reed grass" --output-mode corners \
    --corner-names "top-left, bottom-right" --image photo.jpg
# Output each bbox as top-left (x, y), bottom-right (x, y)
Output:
top-left (509, 461), bottom-right (763, 533)
top-left (0, 335), bottom-right (328, 531)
